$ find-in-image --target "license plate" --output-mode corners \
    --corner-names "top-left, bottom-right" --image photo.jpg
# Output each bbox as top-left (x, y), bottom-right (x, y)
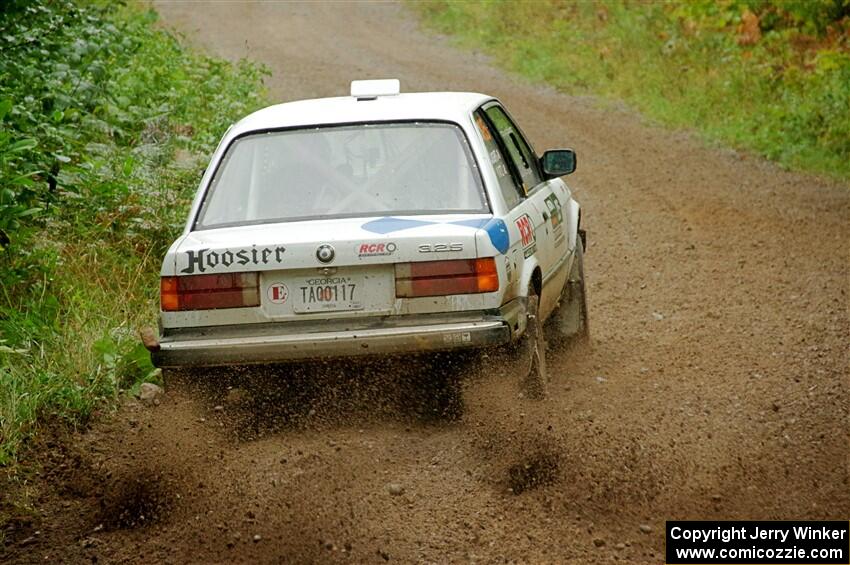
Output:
top-left (293, 274), bottom-right (364, 313)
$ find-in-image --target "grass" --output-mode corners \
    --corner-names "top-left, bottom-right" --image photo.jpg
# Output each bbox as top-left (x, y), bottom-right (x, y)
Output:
top-left (414, 0), bottom-right (850, 181)
top-left (0, 1), bottom-right (268, 466)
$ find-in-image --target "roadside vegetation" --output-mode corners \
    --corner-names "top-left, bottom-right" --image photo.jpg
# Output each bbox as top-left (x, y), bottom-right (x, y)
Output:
top-left (416, 0), bottom-right (850, 180)
top-left (0, 0), bottom-right (267, 465)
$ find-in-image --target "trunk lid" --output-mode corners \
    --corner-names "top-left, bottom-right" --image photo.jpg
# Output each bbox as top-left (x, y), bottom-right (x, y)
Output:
top-left (168, 214), bottom-right (492, 323)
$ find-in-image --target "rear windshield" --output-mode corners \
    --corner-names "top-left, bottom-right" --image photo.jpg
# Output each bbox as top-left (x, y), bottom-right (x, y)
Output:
top-left (195, 121), bottom-right (488, 229)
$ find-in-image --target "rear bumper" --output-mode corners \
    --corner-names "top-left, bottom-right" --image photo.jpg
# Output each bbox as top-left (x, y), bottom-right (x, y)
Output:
top-left (149, 301), bottom-right (523, 368)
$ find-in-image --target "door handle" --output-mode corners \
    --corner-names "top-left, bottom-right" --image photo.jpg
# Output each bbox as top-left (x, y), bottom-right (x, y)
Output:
top-left (542, 211), bottom-right (549, 221)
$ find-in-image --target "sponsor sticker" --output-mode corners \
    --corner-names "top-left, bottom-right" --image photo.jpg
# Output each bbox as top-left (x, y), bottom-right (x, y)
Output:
top-left (475, 114), bottom-right (493, 141)
top-left (544, 193), bottom-right (565, 246)
top-left (544, 194), bottom-right (563, 228)
top-left (267, 282), bottom-right (289, 304)
top-left (515, 214), bottom-right (536, 258)
top-left (181, 245), bottom-right (286, 275)
top-left (443, 332), bottom-right (472, 345)
top-left (357, 242), bottom-right (397, 257)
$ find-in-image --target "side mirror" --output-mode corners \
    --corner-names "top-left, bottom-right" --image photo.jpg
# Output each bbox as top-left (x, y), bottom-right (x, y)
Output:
top-left (540, 149), bottom-right (576, 178)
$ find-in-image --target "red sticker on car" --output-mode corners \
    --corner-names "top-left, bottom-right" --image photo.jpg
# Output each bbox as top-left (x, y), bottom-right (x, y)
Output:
top-left (515, 214), bottom-right (537, 258)
top-left (267, 282), bottom-right (289, 304)
top-left (516, 214), bottom-right (534, 246)
top-left (357, 242), bottom-right (397, 257)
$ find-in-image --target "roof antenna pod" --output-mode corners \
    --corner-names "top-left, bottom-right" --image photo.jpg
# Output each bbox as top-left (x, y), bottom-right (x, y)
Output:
top-left (350, 79), bottom-right (401, 100)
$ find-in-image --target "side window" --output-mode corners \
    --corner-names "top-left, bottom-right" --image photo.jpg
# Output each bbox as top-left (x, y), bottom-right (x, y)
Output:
top-left (484, 105), bottom-right (542, 194)
top-left (474, 111), bottom-right (523, 210)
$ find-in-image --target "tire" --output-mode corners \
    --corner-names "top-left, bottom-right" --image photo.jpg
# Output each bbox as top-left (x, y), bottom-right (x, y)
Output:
top-left (518, 289), bottom-right (547, 400)
top-left (545, 237), bottom-right (590, 349)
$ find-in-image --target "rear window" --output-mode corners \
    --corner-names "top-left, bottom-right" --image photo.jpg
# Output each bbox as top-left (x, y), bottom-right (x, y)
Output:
top-left (195, 122), bottom-right (488, 229)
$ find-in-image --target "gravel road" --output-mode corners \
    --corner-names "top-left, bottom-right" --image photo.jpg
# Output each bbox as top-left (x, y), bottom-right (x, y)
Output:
top-left (5, 2), bottom-right (848, 563)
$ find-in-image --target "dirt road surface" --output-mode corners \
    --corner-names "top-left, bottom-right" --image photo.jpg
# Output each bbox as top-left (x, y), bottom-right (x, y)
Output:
top-left (5, 2), bottom-right (848, 563)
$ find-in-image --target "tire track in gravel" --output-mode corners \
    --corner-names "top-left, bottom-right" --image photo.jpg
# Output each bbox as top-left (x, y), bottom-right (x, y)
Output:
top-left (6, 2), bottom-right (847, 563)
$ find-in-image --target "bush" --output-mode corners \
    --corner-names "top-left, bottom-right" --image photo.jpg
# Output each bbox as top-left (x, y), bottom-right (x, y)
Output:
top-left (0, 0), bottom-right (267, 464)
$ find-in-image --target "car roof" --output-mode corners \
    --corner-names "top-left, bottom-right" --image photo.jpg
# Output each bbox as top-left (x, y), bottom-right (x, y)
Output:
top-left (230, 91), bottom-right (495, 136)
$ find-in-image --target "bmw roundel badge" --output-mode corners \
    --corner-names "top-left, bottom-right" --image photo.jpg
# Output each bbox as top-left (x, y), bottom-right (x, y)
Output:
top-left (316, 244), bottom-right (335, 264)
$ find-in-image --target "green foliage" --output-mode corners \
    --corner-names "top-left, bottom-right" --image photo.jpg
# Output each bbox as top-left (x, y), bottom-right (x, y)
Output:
top-left (0, 0), bottom-right (267, 464)
top-left (416, 0), bottom-right (850, 180)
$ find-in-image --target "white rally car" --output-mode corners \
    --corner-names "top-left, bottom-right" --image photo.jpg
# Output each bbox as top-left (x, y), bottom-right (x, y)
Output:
top-left (144, 80), bottom-right (589, 397)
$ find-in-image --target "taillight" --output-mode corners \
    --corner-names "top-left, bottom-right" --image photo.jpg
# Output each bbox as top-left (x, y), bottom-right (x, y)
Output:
top-left (160, 273), bottom-right (260, 312)
top-left (395, 258), bottom-right (499, 298)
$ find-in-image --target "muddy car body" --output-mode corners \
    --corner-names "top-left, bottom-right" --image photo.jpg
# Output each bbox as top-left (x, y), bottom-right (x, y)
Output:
top-left (146, 80), bottom-right (589, 392)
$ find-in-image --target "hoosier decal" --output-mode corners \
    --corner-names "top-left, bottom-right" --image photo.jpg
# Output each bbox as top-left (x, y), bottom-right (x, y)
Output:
top-left (180, 245), bottom-right (286, 274)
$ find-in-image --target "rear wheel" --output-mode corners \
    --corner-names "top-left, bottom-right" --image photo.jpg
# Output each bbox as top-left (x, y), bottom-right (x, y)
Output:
top-left (518, 290), bottom-right (547, 399)
top-left (545, 238), bottom-right (590, 349)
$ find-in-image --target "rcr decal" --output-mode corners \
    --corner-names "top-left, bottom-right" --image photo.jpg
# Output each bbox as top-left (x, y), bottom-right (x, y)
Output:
top-left (357, 242), bottom-right (397, 257)
top-left (515, 214), bottom-right (536, 258)
top-left (418, 243), bottom-right (463, 253)
top-left (180, 245), bottom-right (286, 274)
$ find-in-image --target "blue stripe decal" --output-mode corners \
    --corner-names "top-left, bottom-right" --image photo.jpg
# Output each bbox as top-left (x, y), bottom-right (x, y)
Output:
top-left (361, 217), bottom-right (435, 234)
top-left (483, 218), bottom-right (510, 254)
